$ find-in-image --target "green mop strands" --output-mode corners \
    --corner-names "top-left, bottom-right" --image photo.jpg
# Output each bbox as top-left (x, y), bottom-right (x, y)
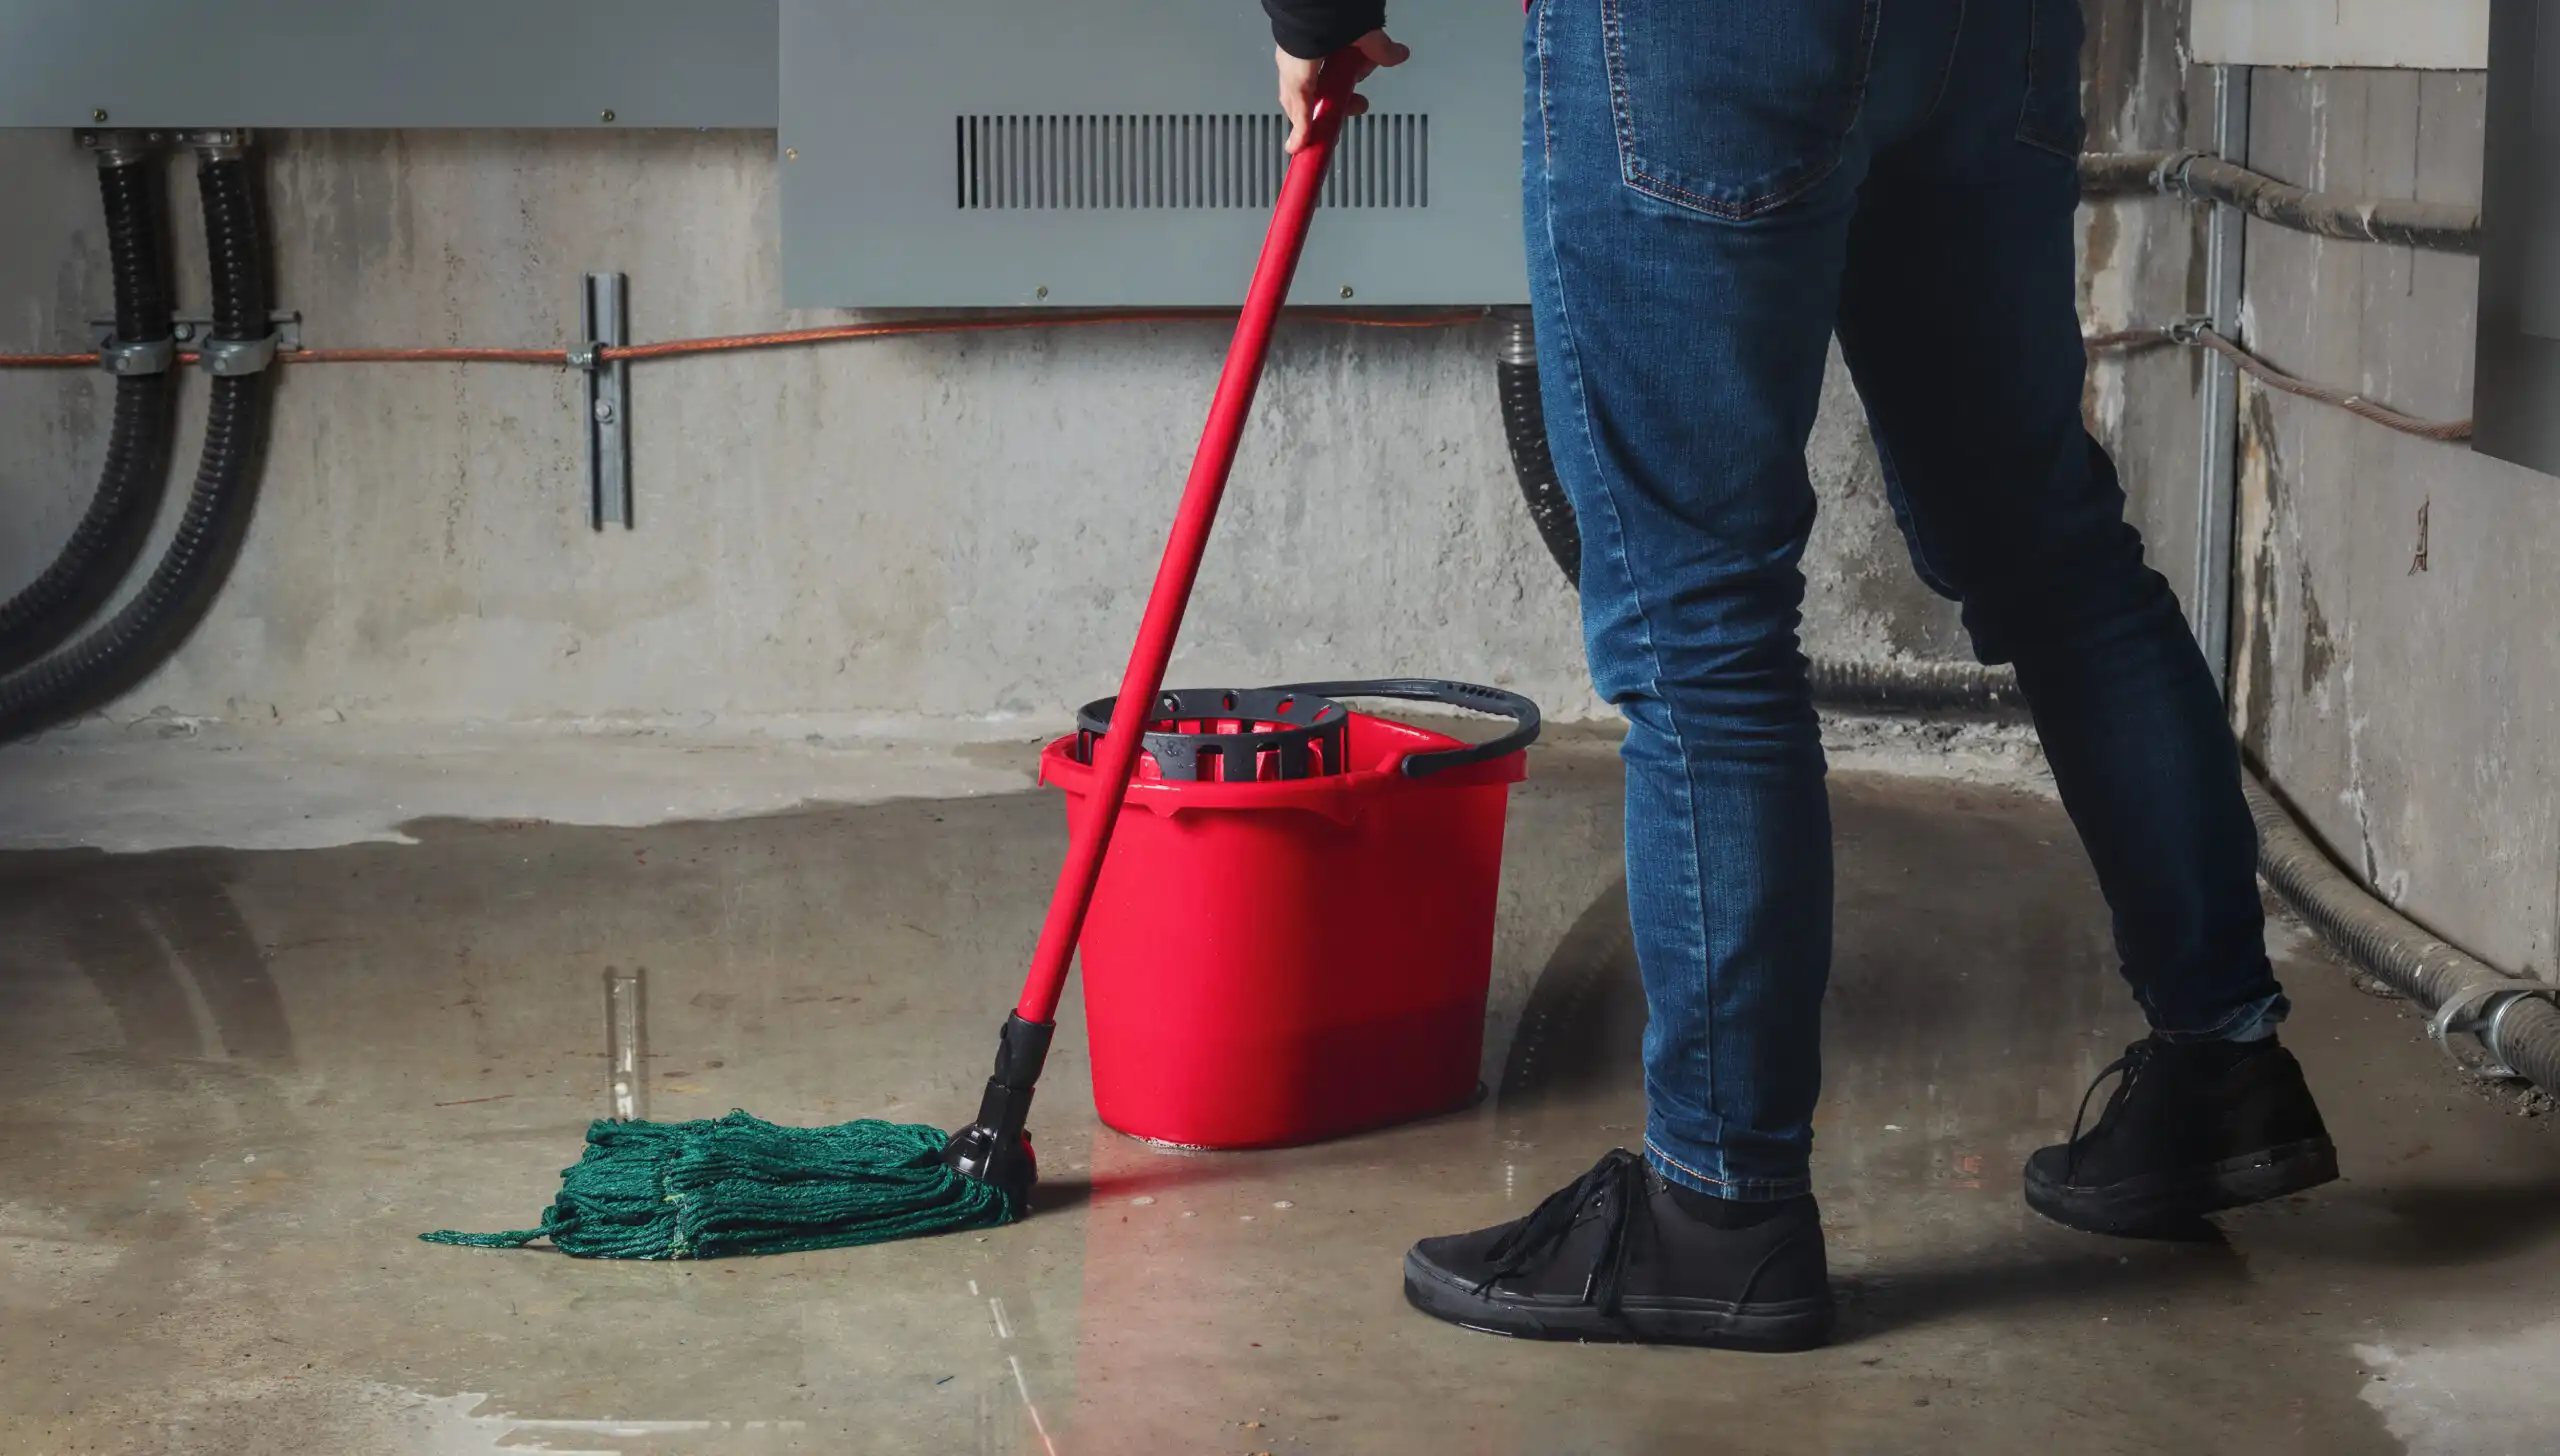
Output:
top-left (421, 1113), bottom-right (1013, 1259)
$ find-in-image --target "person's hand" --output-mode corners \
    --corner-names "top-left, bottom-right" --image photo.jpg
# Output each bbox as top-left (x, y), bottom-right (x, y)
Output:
top-left (1276, 29), bottom-right (1410, 154)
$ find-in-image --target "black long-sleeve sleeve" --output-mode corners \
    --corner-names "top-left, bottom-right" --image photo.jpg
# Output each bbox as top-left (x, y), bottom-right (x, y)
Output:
top-left (1263, 0), bottom-right (1385, 60)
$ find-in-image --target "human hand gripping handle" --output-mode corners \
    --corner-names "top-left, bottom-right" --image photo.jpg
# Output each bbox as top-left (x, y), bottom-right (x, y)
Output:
top-left (1278, 29), bottom-right (1411, 153)
top-left (941, 51), bottom-right (1387, 1208)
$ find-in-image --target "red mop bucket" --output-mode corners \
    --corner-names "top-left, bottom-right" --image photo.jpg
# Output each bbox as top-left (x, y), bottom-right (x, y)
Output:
top-left (1041, 679), bottom-right (1538, 1149)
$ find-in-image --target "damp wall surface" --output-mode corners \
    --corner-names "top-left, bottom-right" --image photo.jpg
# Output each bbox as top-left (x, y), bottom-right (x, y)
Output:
top-left (0, 122), bottom-right (1990, 736)
top-left (2222, 67), bottom-right (2560, 984)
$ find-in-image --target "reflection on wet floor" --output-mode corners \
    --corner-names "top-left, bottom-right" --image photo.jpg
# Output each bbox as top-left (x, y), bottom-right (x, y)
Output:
top-left (3, 737), bottom-right (2558, 1453)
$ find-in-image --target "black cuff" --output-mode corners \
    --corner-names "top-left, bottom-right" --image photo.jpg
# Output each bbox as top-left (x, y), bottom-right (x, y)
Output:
top-left (1263, 0), bottom-right (1386, 61)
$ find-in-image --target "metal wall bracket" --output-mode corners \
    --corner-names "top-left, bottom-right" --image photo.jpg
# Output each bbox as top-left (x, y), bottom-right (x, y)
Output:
top-left (578, 272), bottom-right (631, 530)
top-left (2430, 979), bottom-right (2560, 1081)
top-left (2191, 64), bottom-right (2251, 697)
top-left (76, 127), bottom-right (168, 164)
top-left (174, 126), bottom-right (249, 159)
top-left (198, 334), bottom-right (277, 376)
top-left (91, 310), bottom-right (303, 356)
top-left (95, 336), bottom-right (175, 376)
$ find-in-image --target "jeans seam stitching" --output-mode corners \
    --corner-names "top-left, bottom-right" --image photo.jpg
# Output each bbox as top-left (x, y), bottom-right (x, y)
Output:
top-left (1916, 0), bottom-right (1969, 132)
top-left (2153, 990), bottom-right (2287, 1041)
top-left (1604, 0), bottom-right (1883, 222)
top-left (1644, 1139), bottom-right (1733, 1188)
top-left (1536, 7), bottom-right (1719, 1147)
top-left (1538, 0), bottom-right (1556, 170)
top-left (1645, 1139), bottom-right (1810, 1196)
top-left (2016, 0), bottom-right (2087, 158)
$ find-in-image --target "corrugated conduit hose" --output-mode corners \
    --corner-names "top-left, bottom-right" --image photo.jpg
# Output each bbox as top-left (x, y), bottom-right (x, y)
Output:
top-left (0, 147), bottom-right (180, 674)
top-left (0, 149), bottom-right (271, 740)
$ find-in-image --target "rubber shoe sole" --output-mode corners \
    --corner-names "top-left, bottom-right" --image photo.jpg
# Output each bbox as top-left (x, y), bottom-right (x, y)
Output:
top-left (1401, 1249), bottom-right (1836, 1351)
top-left (2024, 1135), bottom-right (2340, 1237)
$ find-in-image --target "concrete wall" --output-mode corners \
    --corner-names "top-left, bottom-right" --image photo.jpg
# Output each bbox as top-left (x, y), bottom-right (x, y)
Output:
top-left (2225, 68), bottom-right (2560, 982)
top-left (2081, 0), bottom-right (2215, 626)
top-left (2076, 25), bottom-right (2560, 991)
top-left (0, 125), bottom-right (1980, 735)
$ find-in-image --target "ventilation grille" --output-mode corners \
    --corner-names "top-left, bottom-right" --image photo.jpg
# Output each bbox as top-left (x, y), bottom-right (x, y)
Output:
top-left (956, 113), bottom-right (1429, 210)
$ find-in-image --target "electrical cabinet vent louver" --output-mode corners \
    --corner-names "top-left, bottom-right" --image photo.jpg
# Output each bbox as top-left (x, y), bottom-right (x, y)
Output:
top-left (780, 1), bottom-right (1520, 305)
top-left (955, 113), bottom-right (1428, 211)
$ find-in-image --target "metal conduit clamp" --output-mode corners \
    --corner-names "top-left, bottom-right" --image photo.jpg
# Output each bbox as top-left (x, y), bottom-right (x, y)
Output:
top-left (96, 336), bottom-right (176, 376)
top-left (198, 333), bottom-right (278, 376)
top-left (2427, 978), bottom-right (2560, 1080)
top-left (177, 127), bottom-right (248, 162)
top-left (93, 312), bottom-right (300, 375)
top-left (2150, 148), bottom-right (2208, 197)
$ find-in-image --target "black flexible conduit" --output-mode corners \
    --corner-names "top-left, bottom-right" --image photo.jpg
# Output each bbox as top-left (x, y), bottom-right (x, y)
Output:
top-left (0, 148), bottom-right (271, 741)
top-left (2246, 775), bottom-right (2560, 1091)
top-left (0, 147), bottom-right (179, 674)
top-left (1495, 311), bottom-right (1583, 590)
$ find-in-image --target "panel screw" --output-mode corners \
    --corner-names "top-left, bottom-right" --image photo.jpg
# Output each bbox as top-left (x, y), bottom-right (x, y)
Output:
top-left (785, 147), bottom-right (799, 161)
top-left (91, 108), bottom-right (108, 123)
top-left (1339, 285), bottom-right (1355, 299)
top-left (1035, 285), bottom-right (1049, 300)
top-left (600, 108), bottom-right (617, 123)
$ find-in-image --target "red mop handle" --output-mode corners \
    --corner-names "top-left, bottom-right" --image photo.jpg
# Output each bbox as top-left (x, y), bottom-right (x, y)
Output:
top-left (1012, 56), bottom-right (1371, 1023)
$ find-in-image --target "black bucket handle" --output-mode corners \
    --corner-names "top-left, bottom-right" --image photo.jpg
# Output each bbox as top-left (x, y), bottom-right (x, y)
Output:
top-left (1272, 679), bottom-right (1542, 779)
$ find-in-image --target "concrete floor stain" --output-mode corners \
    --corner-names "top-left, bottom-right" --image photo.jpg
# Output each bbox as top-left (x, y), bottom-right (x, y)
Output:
top-left (2, 742), bottom-right (2556, 1452)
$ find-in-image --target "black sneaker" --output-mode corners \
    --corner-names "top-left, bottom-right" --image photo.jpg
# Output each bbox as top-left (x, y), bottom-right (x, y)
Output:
top-left (2025, 1034), bottom-right (2339, 1236)
top-left (1401, 1148), bottom-right (1835, 1351)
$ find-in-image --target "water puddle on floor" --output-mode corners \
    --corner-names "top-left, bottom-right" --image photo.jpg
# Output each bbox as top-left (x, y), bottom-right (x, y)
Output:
top-left (5, 740), bottom-right (2556, 1451)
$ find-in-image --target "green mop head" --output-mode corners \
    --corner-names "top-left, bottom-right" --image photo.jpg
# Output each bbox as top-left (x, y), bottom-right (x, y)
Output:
top-left (420, 1113), bottom-right (1013, 1258)
top-left (422, 1017), bottom-right (1048, 1258)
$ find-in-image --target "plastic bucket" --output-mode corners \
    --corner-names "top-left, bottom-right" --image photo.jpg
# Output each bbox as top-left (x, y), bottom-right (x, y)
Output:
top-left (1041, 679), bottom-right (1537, 1149)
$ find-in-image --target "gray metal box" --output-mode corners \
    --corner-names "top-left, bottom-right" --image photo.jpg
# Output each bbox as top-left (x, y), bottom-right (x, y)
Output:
top-left (0, 0), bottom-right (777, 129)
top-left (778, 0), bottom-right (1527, 307)
top-left (2476, 0), bottom-right (2560, 475)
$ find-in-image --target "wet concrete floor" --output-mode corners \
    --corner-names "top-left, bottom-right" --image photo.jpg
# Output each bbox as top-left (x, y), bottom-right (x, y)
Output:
top-left (3, 736), bottom-right (2557, 1454)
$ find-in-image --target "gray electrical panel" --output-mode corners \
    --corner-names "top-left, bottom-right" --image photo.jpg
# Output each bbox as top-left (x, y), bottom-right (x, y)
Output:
top-left (777, 0), bottom-right (1527, 307)
top-left (0, 1), bottom-right (777, 129)
top-left (0, 0), bottom-right (1526, 308)
top-left (2476, 0), bottom-right (2560, 474)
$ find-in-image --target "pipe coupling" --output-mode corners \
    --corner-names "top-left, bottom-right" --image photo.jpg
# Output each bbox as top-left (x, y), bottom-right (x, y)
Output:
top-left (2428, 978), bottom-right (2560, 1080)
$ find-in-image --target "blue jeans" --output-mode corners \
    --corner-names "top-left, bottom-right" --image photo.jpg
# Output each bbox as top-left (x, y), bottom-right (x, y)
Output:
top-left (1524, 0), bottom-right (2288, 1200)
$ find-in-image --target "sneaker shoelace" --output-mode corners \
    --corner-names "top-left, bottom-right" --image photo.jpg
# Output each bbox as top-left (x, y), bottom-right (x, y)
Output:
top-left (2064, 1037), bottom-right (2163, 1178)
top-left (1474, 1148), bottom-right (1651, 1317)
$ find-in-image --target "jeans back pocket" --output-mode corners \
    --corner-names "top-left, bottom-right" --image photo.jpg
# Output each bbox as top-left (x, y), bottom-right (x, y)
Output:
top-left (1603, 0), bottom-right (1881, 220)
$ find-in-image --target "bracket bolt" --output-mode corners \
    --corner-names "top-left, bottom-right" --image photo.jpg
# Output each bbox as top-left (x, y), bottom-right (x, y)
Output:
top-left (593, 400), bottom-right (616, 424)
